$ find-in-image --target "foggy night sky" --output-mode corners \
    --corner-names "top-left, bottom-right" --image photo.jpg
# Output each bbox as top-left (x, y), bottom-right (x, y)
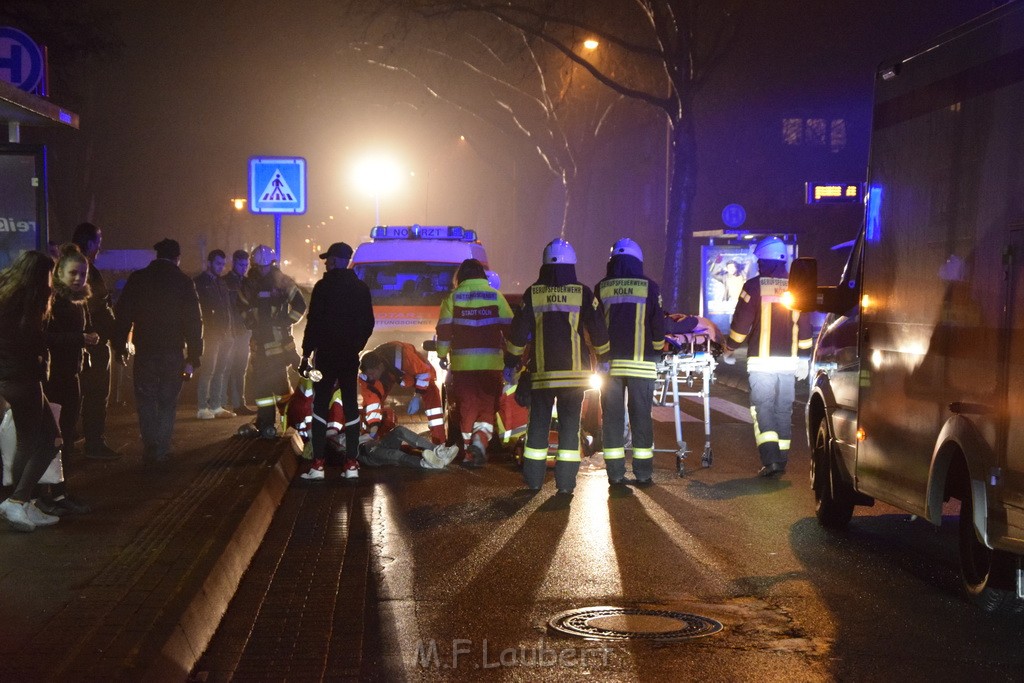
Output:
top-left (11, 0), bottom-right (1002, 288)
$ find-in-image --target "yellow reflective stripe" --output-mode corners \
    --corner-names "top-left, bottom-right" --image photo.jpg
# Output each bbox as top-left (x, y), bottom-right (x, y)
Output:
top-left (729, 329), bottom-right (747, 345)
top-left (569, 310), bottom-right (580, 371)
top-left (524, 446), bottom-right (549, 461)
top-left (506, 340), bottom-right (525, 356)
top-left (609, 360), bottom-right (657, 378)
top-left (534, 310), bottom-right (545, 371)
top-left (760, 301), bottom-right (773, 357)
top-left (780, 439), bottom-right (792, 450)
top-left (592, 340), bottom-right (610, 356)
top-left (752, 405), bottom-right (779, 445)
top-left (634, 303), bottom-right (644, 361)
top-left (798, 338), bottom-right (813, 350)
top-left (632, 448), bottom-right (654, 460)
top-left (255, 396), bottom-right (277, 407)
top-left (603, 447), bottom-right (626, 460)
top-left (557, 449), bottom-right (581, 462)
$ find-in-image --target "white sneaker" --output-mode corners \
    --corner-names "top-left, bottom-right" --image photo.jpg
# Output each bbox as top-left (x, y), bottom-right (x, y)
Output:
top-left (437, 445), bottom-right (460, 467)
top-left (25, 500), bottom-right (59, 526)
top-left (213, 407), bottom-right (236, 418)
top-left (343, 460), bottom-right (360, 479)
top-left (0, 498), bottom-right (36, 532)
top-left (197, 408), bottom-right (216, 420)
top-left (300, 465), bottom-right (325, 480)
top-left (421, 449), bottom-right (444, 469)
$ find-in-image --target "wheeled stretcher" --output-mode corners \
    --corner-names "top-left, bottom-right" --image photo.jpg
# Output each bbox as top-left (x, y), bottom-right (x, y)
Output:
top-left (653, 330), bottom-right (720, 476)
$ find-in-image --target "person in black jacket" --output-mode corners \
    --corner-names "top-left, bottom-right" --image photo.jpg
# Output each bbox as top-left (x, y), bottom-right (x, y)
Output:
top-left (71, 222), bottom-right (121, 460)
top-left (39, 244), bottom-right (99, 514)
top-left (299, 242), bottom-right (374, 480)
top-left (112, 239), bottom-right (203, 463)
top-left (0, 251), bottom-right (62, 531)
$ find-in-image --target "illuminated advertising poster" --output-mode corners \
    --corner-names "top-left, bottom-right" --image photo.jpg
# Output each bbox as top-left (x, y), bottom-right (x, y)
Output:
top-left (0, 148), bottom-right (45, 269)
top-left (702, 244), bottom-right (758, 332)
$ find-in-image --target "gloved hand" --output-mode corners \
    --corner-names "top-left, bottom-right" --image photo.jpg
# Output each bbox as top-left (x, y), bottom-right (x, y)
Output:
top-left (438, 357), bottom-right (449, 370)
top-left (503, 366), bottom-right (516, 385)
top-left (597, 361), bottom-right (610, 374)
top-left (407, 394), bottom-right (423, 415)
top-left (794, 360), bottom-right (809, 380)
top-left (298, 356), bottom-right (312, 378)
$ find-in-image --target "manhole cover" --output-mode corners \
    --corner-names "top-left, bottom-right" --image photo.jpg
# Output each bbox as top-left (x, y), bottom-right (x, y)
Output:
top-left (548, 606), bottom-right (723, 641)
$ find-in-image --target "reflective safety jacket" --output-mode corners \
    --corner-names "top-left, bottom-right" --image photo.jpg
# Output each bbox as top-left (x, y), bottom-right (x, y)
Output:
top-left (726, 260), bottom-right (813, 373)
top-left (238, 267), bottom-right (306, 363)
top-left (596, 258), bottom-right (666, 379)
top-left (435, 277), bottom-right (513, 372)
top-left (506, 279), bottom-right (610, 390)
top-left (285, 377), bottom-right (315, 440)
top-left (358, 341), bottom-right (442, 436)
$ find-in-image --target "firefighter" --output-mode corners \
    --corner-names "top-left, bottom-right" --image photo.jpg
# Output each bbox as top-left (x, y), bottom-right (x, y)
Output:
top-left (435, 258), bottom-right (513, 467)
top-left (724, 236), bottom-right (813, 477)
top-left (359, 341), bottom-right (445, 444)
top-left (236, 245), bottom-right (307, 438)
top-left (595, 238), bottom-right (666, 486)
top-left (505, 238), bottom-right (610, 495)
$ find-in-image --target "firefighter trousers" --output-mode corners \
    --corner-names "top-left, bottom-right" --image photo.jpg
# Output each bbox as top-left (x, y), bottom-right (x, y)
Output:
top-left (600, 376), bottom-right (655, 481)
top-left (748, 371), bottom-right (795, 468)
top-left (522, 387), bottom-right (584, 492)
top-left (249, 356), bottom-right (292, 431)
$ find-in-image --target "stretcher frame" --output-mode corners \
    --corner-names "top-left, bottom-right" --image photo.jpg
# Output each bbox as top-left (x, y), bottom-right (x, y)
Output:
top-left (652, 332), bottom-right (717, 476)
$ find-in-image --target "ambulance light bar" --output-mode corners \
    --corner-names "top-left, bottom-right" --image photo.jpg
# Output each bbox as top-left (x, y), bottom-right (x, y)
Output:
top-left (370, 225), bottom-right (476, 241)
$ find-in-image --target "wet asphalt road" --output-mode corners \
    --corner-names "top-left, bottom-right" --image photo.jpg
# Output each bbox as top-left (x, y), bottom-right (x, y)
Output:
top-left (195, 381), bottom-right (1024, 682)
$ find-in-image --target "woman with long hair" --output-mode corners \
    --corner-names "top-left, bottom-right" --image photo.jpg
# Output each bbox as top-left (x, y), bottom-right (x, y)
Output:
top-left (0, 250), bottom-right (63, 531)
top-left (37, 244), bottom-right (99, 514)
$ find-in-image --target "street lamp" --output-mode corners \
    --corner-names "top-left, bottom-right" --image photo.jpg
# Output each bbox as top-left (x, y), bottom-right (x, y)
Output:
top-left (353, 155), bottom-right (402, 225)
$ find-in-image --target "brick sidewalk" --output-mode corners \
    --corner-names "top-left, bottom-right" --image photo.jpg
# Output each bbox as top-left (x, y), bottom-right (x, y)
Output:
top-left (0, 403), bottom-right (296, 681)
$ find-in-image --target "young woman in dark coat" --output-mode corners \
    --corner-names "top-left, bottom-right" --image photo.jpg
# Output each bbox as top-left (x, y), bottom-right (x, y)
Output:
top-left (38, 244), bottom-right (99, 514)
top-left (0, 251), bottom-right (62, 532)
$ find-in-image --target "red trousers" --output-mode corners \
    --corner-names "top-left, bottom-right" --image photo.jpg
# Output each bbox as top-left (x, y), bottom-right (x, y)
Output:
top-left (449, 370), bottom-right (503, 452)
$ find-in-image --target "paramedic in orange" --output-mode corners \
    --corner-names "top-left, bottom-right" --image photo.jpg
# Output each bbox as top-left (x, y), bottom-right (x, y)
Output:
top-left (359, 341), bottom-right (445, 444)
top-left (435, 258), bottom-right (513, 467)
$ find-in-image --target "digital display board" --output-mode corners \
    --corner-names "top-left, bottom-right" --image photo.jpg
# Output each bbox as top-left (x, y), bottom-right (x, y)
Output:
top-left (805, 182), bottom-right (863, 204)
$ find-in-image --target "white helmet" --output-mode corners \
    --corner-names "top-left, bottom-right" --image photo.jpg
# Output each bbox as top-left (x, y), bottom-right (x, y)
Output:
top-left (542, 238), bottom-right (576, 264)
top-left (485, 269), bottom-right (502, 290)
top-left (610, 238), bottom-right (643, 262)
top-left (251, 244), bottom-right (276, 267)
top-left (753, 236), bottom-right (788, 261)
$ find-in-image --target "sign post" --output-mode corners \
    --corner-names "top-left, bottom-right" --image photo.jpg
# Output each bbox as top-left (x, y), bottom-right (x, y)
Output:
top-left (248, 156), bottom-right (307, 261)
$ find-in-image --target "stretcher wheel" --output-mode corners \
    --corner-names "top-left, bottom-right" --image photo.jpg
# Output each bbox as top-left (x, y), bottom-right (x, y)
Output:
top-left (676, 451), bottom-right (686, 477)
top-left (701, 446), bottom-right (713, 468)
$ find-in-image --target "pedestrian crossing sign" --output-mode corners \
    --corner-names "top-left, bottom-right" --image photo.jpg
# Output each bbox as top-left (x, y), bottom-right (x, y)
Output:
top-left (249, 156), bottom-right (306, 214)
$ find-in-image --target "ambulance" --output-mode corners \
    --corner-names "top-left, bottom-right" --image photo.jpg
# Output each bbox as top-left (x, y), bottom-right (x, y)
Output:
top-left (351, 224), bottom-right (493, 348)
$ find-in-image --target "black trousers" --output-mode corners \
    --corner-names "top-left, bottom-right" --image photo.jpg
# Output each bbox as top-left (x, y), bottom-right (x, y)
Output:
top-left (311, 354), bottom-right (360, 465)
top-left (45, 372), bottom-right (82, 453)
top-left (79, 342), bottom-right (111, 448)
top-left (522, 387), bottom-right (585, 492)
top-left (133, 352), bottom-right (185, 460)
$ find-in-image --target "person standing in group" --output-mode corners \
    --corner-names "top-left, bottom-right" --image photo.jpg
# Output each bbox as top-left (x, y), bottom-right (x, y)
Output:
top-left (40, 244), bottom-right (99, 514)
top-left (222, 249), bottom-right (253, 416)
top-left (298, 242), bottom-right (374, 481)
top-left (236, 245), bottom-right (306, 439)
top-left (595, 238), bottom-right (666, 486)
top-left (435, 258), bottom-right (512, 468)
top-left (0, 252), bottom-right (63, 531)
top-left (505, 238), bottom-right (610, 495)
top-left (71, 222), bottom-right (121, 460)
top-left (112, 239), bottom-right (203, 463)
top-left (193, 249), bottom-right (235, 420)
top-left (358, 341), bottom-right (446, 445)
top-left (724, 235), bottom-right (813, 477)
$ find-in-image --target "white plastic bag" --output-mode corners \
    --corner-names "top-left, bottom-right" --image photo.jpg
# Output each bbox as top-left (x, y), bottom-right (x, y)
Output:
top-left (0, 403), bottom-right (65, 486)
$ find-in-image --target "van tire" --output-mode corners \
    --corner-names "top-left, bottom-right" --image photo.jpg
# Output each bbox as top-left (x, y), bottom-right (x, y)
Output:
top-left (811, 418), bottom-right (855, 529)
top-left (957, 483), bottom-right (1022, 613)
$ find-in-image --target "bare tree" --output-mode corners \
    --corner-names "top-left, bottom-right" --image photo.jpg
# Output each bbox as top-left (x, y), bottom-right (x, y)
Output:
top-left (349, 0), bottom-right (737, 308)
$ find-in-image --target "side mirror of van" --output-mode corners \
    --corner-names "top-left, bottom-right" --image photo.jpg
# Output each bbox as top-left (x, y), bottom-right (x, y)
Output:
top-left (788, 257), bottom-right (859, 315)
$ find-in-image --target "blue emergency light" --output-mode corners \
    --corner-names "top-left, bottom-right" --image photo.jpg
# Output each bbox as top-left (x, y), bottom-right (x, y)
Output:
top-left (370, 225), bottom-right (473, 240)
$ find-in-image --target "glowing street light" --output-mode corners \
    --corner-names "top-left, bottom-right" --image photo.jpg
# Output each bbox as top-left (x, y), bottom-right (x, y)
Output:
top-left (583, 38), bottom-right (599, 50)
top-left (353, 155), bottom-right (403, 225)
top-left (231, 197), bottom-right (247, 211)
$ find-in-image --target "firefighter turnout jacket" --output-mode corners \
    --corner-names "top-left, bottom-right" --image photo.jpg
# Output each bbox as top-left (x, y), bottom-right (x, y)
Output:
top-left (238, 267), bottom-right (307, 364)
top-left (506, 281), bottom-right (611, 389)
top-left (359, 341), bottom-right (444, 440)
top-left (596, 270), bottom-right (666, 379)
top-left (726, 260), bottom-right (813, 372)
top-left (435, 276), bottom-right (513, 371)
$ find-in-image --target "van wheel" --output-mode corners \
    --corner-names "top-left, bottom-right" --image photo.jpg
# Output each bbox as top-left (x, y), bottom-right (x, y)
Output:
top-left (811, 419), bottom-right (854, 529)
top-left (957, 484), bottom-right (1022, 613)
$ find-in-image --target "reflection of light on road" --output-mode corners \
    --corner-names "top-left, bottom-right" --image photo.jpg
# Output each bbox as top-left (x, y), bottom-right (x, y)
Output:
top-left (369, 484), bottom-right (421, 668)
top-left (631, 489), bottom-right (732, 596)
top-left (539, 475), bottom-right (622, 599)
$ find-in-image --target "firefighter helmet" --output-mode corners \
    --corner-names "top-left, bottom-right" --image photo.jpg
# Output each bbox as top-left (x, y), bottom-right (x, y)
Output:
top-left (542, 238), bottom-right (576, 264)
top-left (610, 238), bottom-right (643, 262)
top-left (753, 236), bottom-right (788, 261)
top-left (251, 244), bottom-right (276, 267)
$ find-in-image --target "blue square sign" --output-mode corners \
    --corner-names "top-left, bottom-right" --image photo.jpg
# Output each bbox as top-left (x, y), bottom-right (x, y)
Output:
top-left (249, 157), bottom-right (306, 214)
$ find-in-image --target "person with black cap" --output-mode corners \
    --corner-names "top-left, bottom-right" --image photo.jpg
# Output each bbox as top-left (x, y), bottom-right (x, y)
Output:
top-left (112, 238), bottom-right (203, 463)
top-left (299, 242), bottom-right (374, 480)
